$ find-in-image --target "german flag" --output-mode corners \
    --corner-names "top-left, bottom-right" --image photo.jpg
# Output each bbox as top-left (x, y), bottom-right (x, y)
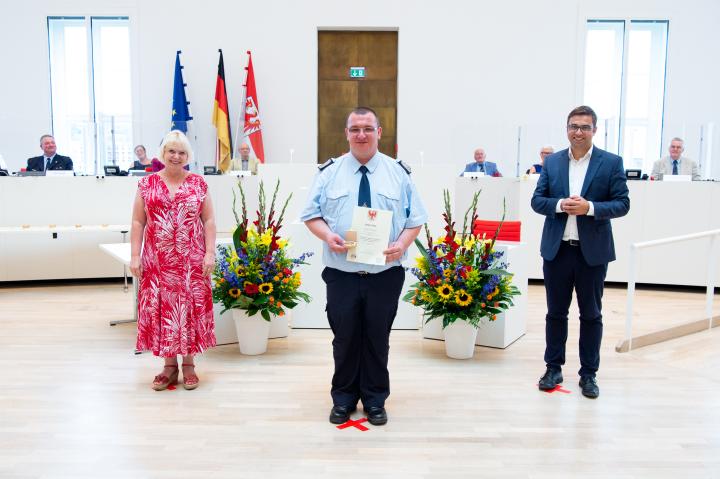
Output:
top-left (212, 49), bottom-right (232, 173)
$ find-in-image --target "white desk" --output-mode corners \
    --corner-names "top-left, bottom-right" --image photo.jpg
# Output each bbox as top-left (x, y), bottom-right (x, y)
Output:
top-left (98, 243), bottom-right (136, 325)
top-left (455, 177), bottom-right (720, 286)
top-left (98, 242), bottom-right (240, 345)
top-left (0, 175), bottom-right (259, 281)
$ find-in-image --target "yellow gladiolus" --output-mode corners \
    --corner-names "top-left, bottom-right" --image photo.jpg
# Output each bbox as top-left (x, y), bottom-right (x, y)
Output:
top-left (260, 231), bottom-right (273, 246)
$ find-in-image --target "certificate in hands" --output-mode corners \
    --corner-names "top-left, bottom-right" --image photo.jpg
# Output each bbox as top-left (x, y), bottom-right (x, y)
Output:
top-left (346, 206), bottom-right (393, 266)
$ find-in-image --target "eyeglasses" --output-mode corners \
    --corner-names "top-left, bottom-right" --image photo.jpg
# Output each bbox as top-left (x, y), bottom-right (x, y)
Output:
top-left (348, 126), bottom-right (377, 136)
top-left (567, 124), bottom-right (593, 132)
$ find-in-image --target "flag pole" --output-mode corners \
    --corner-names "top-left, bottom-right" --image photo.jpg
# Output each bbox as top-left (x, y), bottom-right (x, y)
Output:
top-left (233, 52), bottom-right (248, 159)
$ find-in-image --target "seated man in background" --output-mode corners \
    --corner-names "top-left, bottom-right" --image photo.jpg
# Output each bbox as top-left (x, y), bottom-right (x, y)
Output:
top-left (527, 146), bottom-right (554, 174)
top-left (230, 142), bottom-right (259, 174)
top-left (461, 148), bottom-right (501, 176)
top-left (26, 135), bottom-right (73, 172)
top-left (651, 137), bottom-right (700, 180)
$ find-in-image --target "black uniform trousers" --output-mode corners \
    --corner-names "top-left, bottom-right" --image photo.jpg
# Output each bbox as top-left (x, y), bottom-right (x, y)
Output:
top-left (543, 241), bottom-right (608, 378)
top-left (322, 266), bottom-right (405, 408)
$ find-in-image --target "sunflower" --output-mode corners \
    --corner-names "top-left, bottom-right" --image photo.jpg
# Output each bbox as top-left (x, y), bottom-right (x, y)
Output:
top-left (235, 266), bottom-right (243, 275)
top-left (455, 289), bottom-right (472, 307)
top-left (436, 284), bottom-right (454, 299)
top-left (442, 268), bottom-right (453, 278)
top-left (229, 288), bottom-right (241, 298)
top-left (259, 282), bottom-right (273, 294)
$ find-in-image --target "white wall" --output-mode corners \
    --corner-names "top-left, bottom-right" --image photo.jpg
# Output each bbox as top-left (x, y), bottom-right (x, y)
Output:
top-left (1, 0), bottom-right (718, 178)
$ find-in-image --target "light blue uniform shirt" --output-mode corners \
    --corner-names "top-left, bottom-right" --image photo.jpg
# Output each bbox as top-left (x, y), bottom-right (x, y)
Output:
top-left (300, 151), bottom-right (428, 273)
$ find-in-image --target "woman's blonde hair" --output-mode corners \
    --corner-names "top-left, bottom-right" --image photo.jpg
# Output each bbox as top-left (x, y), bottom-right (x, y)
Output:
top-left (159, 130), bottom-right (193, 164)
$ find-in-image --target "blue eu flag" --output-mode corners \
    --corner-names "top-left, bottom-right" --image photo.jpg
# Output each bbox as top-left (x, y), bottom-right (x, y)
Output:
top-left (171, 51), bottom-right (192, 132)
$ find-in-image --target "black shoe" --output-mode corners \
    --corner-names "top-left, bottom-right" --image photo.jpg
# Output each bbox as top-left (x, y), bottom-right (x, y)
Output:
top-left (538, 368), bottom-right (563, 391)
top-left (579, 376), bottom-right (599, 398)
top-left (329, 405), bottom-right (357, 424)
top-left (364, 406), bottom-right (388, 426)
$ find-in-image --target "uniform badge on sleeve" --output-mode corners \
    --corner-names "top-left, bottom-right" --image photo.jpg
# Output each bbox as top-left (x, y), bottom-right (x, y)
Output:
top-left (318, 158), bottom-right (335, 172)
top-left (396, 159), bottom-right (411, 174)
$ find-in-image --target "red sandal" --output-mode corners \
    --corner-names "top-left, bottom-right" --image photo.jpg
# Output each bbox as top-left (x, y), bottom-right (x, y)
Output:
top-left (152, 365), bottom-right (179, 391)
top-left (182, 363), bottom-right (199, 390)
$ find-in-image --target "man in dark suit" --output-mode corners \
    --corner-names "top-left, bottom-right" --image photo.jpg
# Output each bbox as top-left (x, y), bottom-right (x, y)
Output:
top-left (26, 135), bottom-right (73, 172)
top-left (531, 105), bottom-right (629, 399)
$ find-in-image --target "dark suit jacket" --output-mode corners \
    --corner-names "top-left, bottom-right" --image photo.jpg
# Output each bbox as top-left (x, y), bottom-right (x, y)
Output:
top-left (531, 147), bottom-right (629, 266)
top-left (27, 154), bottom-right (74, 172)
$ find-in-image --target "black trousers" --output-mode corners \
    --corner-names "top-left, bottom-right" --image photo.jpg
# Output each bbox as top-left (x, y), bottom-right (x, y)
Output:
top-left (322, 266), bottom-right (405, 408)
top-left (543, 242), bottom-right (608, 377)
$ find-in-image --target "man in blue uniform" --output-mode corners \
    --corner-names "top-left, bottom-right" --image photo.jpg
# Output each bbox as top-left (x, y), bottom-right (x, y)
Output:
top-left (301, 107), bottom-right (427, 426)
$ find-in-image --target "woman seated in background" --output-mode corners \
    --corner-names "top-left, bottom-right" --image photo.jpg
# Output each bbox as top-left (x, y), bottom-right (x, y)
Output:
top-left (527, 145), bottom-right (554, 174)
top-left (131, 145), bottom-right (154, 171)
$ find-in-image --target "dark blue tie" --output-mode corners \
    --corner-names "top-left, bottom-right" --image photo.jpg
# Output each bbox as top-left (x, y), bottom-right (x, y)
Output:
top-left (672, 160), bottom-right (678, 175)
top-left (358, 165), bottom-right (371, 207)
top-left (477, 163), bottom-right (484, 173)
top-left (45, 157), bottom-right (51, 171)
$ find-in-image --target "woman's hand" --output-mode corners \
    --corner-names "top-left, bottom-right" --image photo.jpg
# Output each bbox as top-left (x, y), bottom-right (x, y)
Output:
top-left (202, 252), bottom-right (216, 276)
top-left (129, 255), bottom-right (142, 278)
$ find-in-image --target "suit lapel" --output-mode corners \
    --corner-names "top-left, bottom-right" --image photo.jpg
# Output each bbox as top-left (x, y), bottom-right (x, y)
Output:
top-left (580, 148), bottom-right (602, 197)
top-left (559, 151), bottom-right (570, 197)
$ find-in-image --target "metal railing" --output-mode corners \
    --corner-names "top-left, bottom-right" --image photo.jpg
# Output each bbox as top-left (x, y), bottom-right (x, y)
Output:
top-left (624, 229), bottom-right (720, 351)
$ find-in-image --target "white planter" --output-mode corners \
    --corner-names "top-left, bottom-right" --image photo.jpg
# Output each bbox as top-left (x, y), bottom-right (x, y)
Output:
top-left (443, 320), bottom-right (479, 359)
top-left (232, 309), bottom-right (271, 355)
top-left (268, 312), bottom-right (290, 339)
top-left (213, 303), bottom-right (238, 346)
top-left (422, 314), bottom-right (444, 340)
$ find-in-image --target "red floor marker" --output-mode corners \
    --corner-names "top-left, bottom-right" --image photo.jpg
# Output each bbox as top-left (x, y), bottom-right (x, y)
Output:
top-left (537, 384), bottom-right (571, 394)
top-left (337, 418), bottom-right (369, 431)
top-left (167, 385), bottom-right (176, 391)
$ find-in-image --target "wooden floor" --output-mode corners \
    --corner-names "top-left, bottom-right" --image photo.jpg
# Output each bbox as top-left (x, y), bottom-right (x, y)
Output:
top-left (1, 281), bottom-right (719, 479)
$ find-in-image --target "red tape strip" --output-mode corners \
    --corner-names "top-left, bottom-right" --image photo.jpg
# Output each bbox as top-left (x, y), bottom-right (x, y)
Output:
top-left (337, 418), bottom-right (369, 431)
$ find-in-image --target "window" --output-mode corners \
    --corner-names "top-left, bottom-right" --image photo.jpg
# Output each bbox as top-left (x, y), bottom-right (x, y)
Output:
top-left (48, 17), bottom-right (133, 174)
top-left (583, 20), bottom-right (669, 172)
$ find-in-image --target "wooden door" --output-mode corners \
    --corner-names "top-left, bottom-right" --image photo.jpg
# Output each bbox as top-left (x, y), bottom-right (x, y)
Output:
top-left (318, 31), bottom-right (398, 163)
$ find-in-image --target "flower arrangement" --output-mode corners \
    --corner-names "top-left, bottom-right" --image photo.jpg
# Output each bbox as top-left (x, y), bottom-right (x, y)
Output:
top-left (403, 190), bottom-right (520, 328)
top-left (212, 180), bottom-right (312, 320)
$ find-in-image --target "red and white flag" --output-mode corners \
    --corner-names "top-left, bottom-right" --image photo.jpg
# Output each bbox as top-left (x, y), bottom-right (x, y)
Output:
top-left (243, 51), bottom-right (265, 163)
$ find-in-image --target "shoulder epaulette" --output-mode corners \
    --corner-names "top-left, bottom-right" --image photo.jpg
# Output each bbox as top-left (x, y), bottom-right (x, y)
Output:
top-left (318, 158), bottom-right (335, 172)
top-left (396, 159), bottom-right (411, 174)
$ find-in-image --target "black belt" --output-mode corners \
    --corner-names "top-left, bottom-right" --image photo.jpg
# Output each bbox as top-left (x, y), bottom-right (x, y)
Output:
top-left (356, 270), bottom-right (370, 275)
top-left (563, 239), bottom-right (580, 246)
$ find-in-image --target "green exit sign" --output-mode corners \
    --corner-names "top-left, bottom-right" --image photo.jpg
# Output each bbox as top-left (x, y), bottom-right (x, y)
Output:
top-left (349, 66), bottom-right (366, 78)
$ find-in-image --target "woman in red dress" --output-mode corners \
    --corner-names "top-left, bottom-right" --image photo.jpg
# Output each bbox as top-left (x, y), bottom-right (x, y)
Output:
top-left (129, 130), bottom-right (217, 390)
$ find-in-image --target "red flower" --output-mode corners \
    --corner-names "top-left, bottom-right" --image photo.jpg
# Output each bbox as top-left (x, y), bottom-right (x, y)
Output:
top-left (283, 268), bottom-right (293, 276)
top-left (244, 283), bottom-right (259, 295)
